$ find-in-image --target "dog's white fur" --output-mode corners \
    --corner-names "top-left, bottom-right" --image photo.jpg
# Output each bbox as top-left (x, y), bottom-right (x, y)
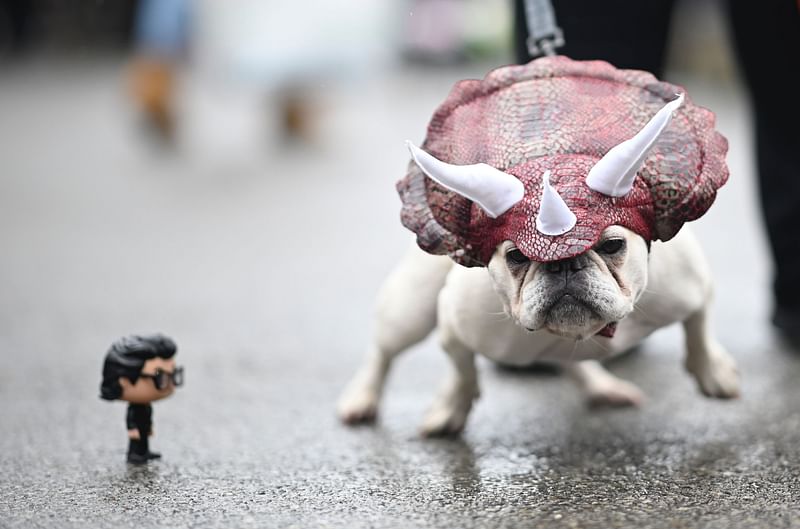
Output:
top-left (337, 226), bottom-right (739, 436)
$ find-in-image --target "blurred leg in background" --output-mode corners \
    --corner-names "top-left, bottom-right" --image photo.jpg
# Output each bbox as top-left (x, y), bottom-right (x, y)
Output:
top-left (0, 0), bottom-right (33, 56)
top-left (513, 0), bottom-right (676, 77)
top-left (726, 0), bottom-right (800, 344)
top-left (189, 0), bottom-right (390, 150)
top-left (129, 0), bottom-right (189, 141)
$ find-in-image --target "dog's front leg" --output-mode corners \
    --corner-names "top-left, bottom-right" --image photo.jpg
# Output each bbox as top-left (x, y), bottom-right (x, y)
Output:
top-left (419, 328), bottom-right (479, 437)
top-left (566, 360), bottom-right (645, 407)
top-left (683, 306), bottom-right (740, 398)
top-left (338, 247), bottom-right (452, 424)
top-left (337, 343), bottom-right (398, 424)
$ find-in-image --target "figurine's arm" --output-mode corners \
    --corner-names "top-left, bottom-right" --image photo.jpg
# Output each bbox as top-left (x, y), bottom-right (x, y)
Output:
top-left (126, 402), bottom-right (154, 437)
top-left (126, 404), bottom-right (141, 439)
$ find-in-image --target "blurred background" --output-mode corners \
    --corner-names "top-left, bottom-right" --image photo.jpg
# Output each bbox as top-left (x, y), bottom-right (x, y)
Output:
top-left (2, 1), bottom-right (795, 527)
top-left (0, 0), bottom-right (752, 333)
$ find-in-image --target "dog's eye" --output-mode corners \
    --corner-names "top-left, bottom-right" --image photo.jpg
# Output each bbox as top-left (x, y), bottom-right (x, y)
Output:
top-left (598, 238), bottom-right (625, 254)
top-left (506, 249), bottom-right (530, 265)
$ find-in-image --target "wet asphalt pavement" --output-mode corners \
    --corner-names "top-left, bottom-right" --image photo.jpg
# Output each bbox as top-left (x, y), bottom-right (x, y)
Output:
top-left (1, 58), bottom-right (798, 528)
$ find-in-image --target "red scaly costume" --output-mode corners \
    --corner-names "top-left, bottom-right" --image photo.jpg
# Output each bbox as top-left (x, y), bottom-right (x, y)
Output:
top-left (398, 56), bottom-right (728, 267)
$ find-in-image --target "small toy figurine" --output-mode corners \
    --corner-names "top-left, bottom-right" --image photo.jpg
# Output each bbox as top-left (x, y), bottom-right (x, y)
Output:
top-left (100, 334), bottom-right (183, 464)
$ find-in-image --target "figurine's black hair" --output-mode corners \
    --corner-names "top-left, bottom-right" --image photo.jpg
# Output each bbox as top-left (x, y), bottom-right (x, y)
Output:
top-left (99, 334), bottom-right (177, 401)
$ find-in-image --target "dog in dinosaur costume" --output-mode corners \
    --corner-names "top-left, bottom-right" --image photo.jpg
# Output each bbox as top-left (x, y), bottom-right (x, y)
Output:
top-left (338, 56), bottom-right (738, 436)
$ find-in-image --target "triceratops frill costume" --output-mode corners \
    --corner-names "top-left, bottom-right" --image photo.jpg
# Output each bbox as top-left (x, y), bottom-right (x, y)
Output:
top-left (398, 56), bottom-right (728, 266)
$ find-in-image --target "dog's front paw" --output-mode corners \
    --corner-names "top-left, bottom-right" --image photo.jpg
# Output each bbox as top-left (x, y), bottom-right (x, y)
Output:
top-left (687, 349), bottom-right (740, 399)
top-left (586, 378), bottom-right (645, 408)
top-left (419, 388), bottom-right (476, 437)
top-left (337, 375), bottom-right (381, 424)
top-left (419, 400), bottom-right (470, 437)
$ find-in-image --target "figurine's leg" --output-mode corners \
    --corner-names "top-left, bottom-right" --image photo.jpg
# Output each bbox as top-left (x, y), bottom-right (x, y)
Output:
top-left (419, 329), bottom-right (479, 437)
top-left (337, 246), bottom-right (453, 424)
top-left (127, 404), bottom-right (151, 464)
top-left (127, 440), bottom-right (147, 464)
top-left (566, 360), bottom-right (645, 407)
top-left (683, 307), bottom-right (740, 398)
top-left (144, 406), bottom-right (160, 459)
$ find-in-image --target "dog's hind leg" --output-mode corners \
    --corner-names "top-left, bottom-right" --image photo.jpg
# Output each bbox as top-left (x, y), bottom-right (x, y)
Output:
top-left (566, 360), bottom-right (645, 407)
top-left (683, 306), bottom-right (740, 398)
top-left (338, 245), bottom-right (453, 424)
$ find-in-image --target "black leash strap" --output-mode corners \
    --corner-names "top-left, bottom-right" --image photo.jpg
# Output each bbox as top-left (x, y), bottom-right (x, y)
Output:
top-left (523, 0), bottom-right (565, 57)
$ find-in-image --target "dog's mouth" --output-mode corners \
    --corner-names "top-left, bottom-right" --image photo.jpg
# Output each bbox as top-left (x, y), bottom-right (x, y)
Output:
top-left (596, 321), bottom-right (618, 337)
top-left (527, 292), bottom-right (618, 339)
top-left (527, 321), bottom-right (617, 337)
top-left (548, 292), bottom-right (598, 318)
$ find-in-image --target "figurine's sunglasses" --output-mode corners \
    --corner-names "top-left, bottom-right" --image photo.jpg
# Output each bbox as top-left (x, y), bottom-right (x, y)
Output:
top-left (141, 366), bottom-right (184, 390)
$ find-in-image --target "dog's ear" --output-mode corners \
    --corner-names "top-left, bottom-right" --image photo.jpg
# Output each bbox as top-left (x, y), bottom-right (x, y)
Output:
top-left (398, 161), bottom-right (478, 265)
top-left (399, 142), bottom-right (522, 268)
top-left (586, 94), bottom-right (684, 198)
top-left (638, 97), bottom-right (728, 242)
top-left (406, 141), bottom-right (524, 219)
top-left (583, 92), bottom-right (727, 242)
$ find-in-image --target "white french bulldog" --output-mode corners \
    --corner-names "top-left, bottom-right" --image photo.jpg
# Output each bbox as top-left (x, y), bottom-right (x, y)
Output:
top-left (337, 93), bottom-right (739, 437)
top-left (337, 226), bottom-right (739, 436)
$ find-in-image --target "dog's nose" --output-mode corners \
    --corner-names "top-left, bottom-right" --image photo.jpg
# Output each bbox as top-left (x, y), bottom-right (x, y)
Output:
top-left (568, 254), bottom-right (590, 271)
top-left (545, 260), bottom-right (565, 273)
top-left (545, 255), bottom-right (589, 274)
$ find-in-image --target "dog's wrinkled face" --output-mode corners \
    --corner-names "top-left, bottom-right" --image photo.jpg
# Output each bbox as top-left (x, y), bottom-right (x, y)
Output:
top-left (487, 226), bottom-right (649, 340)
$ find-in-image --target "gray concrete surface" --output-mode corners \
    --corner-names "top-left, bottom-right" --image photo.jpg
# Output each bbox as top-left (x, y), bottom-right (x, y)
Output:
top-left (1, 57), bottom-right (799, 529)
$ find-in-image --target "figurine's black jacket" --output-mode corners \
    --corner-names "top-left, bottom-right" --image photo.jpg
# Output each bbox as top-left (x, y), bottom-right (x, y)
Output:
top-left (127, 404), bottom-right (152, 436)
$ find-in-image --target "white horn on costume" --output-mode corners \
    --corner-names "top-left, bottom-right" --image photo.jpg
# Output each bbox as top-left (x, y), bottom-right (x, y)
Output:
top-left (536, 170), bottom-right (577, 236)
top-left (586, 93), bottom-right (684, 197)
top-left (406, 141), bottom-right (524, 219)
